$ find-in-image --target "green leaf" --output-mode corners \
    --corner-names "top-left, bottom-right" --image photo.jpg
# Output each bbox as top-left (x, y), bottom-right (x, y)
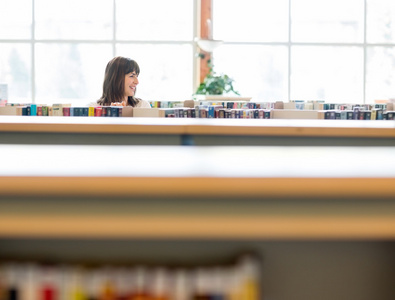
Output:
top-left (194, 61), bottom-right (240, 96)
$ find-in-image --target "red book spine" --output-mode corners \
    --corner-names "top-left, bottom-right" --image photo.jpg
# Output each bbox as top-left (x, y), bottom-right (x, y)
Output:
top-left (63, 107), bottom-right (70, 116)
top-left (95, 107), bottom-right (102, 117)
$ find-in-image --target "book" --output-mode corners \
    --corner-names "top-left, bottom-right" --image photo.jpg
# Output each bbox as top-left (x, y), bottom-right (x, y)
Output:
top-left (183, 100), bottom-right (195, 108)
top-left (174, 108), bottom-right (182, 118)
top-left (111, 107), bottom-right (122, 117)
top-left (386, 111), bottom-right (394, 120)
top-left (0, 252), bottom-right (261, 300)
top-left (94, 107), bottom-right (102, 117)
top-left (106, 107), bottom-right (112, 117)
top-left (82, 107), bottom-right (89, 116)
top-left (88, 107), bottom-right (95, 117)
top-left (200, 108), bottom-right (208, 118)
top-left (63, 107), bottom-right (70, 116)
top-left (101, 107), bottom-right (108, 117)
top-left (42, 106), bottom-right (49, 116)
top-left (352, 107), bottom-right (360, 120)
top-left (37, 106), bottom-right (43, 116)
top-left (30, 104), bottom-right (37, 116)
top-left (52, 104), bottom-right (63, 116)
top-left (21, 106), bottom-right (28, 115)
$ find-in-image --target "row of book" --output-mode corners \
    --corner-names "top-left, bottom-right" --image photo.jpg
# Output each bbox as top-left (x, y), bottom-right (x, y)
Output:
top-left (0, 104), bottom-right (132, 117)
top-left (170, 106), bottom-right (395, 120)
top-left (171, 106), bottom-right (273, 119)
top-left (1, 101), bottom-right (394, 120)
top-left (193, 100), bottom-right (394, 112)
top-left (323, 108), bottom-right (394, 120)
top-left (0, 255), bottom-right (260, 300)
top-left (150, 101), bottom-right (185, 108)
top-left (193, 101), bottom-right (281, 110)
top-left (281, 100), bottom-right (391, 111)
top-left (136, 100), bottom-right (395, 119)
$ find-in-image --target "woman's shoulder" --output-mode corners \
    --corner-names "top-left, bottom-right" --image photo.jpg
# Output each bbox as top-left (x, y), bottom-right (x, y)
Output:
top-left (135, 98), bottom-right (152, 108)
top-left (88, 100), bottom-right (101, 107)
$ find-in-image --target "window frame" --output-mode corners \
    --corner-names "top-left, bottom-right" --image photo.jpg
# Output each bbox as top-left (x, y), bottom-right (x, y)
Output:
top-left (3, 0), bottom-right (395, 104)
top-left (210, 0), bottom-right (395, 104)
top-left (0, 0), bottom-right (200, 104)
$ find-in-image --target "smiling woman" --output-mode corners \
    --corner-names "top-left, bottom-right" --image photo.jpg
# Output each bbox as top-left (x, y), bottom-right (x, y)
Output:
top-left (97, 56), bottom-right (151, 108)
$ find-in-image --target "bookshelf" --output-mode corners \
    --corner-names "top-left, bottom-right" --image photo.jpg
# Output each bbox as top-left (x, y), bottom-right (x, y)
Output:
top-left (0, 116), bottom-right (395, 146)
top-left (0, 144), bottom-right (395, 299)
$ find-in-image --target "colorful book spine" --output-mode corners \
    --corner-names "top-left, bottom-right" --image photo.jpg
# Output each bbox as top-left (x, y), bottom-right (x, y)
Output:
top-left (111, 107), bottom-right (119, 117)
top-left (30, 104), bottom-right (37, 116)
top-left (0, 254), bottom-right (261, 300)
top-left (42, 106), bottom-right (49, 116)
top-left (63, 107), bottom-right (70, 116)
top-left (82, 107), bottom-right (89, 117)
top-left (95, 107), bottom-right (102, 117)
top-left (37, 106), bottom-right (43, 116)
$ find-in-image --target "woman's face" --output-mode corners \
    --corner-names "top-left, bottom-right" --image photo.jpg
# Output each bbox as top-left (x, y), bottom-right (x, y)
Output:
top-left (124, 71), bottom-right (139, 98)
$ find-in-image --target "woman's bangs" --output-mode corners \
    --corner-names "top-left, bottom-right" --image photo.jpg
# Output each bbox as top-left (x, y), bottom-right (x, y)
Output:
top-left (127, 59), bottom-right (140, 75)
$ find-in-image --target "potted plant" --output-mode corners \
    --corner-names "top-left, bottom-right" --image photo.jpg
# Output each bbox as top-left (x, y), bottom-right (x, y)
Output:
top-left (194, 59), bottom-right (240, 96)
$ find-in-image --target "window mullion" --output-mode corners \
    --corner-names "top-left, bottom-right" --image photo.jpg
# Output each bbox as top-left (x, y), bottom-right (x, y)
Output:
top-left (32, 0), bottom-right (35, 103)
top-left (199, 0), bottom-right (212, 84)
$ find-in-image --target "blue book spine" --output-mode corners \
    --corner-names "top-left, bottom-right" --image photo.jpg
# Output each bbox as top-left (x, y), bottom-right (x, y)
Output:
top-left (208, 106), bottom-right (215, 118)
top-left (30, 104), bottom-right (37, 116)
top-left (106, 107), bottom-right (112, 117)
top-left (111, 107), bottom-right (119, 117)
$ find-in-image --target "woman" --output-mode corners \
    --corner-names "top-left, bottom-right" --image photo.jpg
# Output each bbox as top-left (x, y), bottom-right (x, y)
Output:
top-left (97, 56), bottom-right (151, 108)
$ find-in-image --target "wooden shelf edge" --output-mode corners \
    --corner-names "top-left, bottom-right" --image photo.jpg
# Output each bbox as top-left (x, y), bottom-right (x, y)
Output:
top-left (0, 177), bottom-right (394, 198)
top-left (0, 123), bottom-right (186, 135)
top-left (1, 215), bottom-right (394, 240)
top-left (185, 125), bottom-right (395, 138)
top-left (1, 118), bottom-right (394, 138)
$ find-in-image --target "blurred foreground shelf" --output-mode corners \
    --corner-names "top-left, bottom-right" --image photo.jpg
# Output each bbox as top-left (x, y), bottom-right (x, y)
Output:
top-left (0, 144), bottom-right (395, 239)
top-left (0, 144), bottom-right (394, 300)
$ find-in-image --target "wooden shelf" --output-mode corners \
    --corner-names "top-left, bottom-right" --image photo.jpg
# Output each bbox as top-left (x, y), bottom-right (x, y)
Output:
top-left (0, 116), bottom-right (394, 138)
top-left (1, 215), bottom-right (394, 239)
top-left (0, 144), bottom-right (394, 300)
top-left (0, 145), bottom-right (395, 239)
top-left (0, 145), bottom-right (395, 196)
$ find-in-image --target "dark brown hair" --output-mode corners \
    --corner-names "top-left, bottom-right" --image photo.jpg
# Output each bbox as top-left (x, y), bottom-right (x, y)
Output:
top-left (97, 56), bottom-right (141, 106)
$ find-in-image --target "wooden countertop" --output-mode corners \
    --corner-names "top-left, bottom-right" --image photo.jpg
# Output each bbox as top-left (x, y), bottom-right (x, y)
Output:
top-left (0, 116), bottom-right (395, 138)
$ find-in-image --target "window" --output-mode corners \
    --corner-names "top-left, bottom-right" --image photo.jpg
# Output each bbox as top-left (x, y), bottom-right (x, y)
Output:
top-left (0, 0), bottom-right (194, 105)
top-left (2, 0), bottom-right (395, 105)
top-left (213, 0), bottom-right (395, 103)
